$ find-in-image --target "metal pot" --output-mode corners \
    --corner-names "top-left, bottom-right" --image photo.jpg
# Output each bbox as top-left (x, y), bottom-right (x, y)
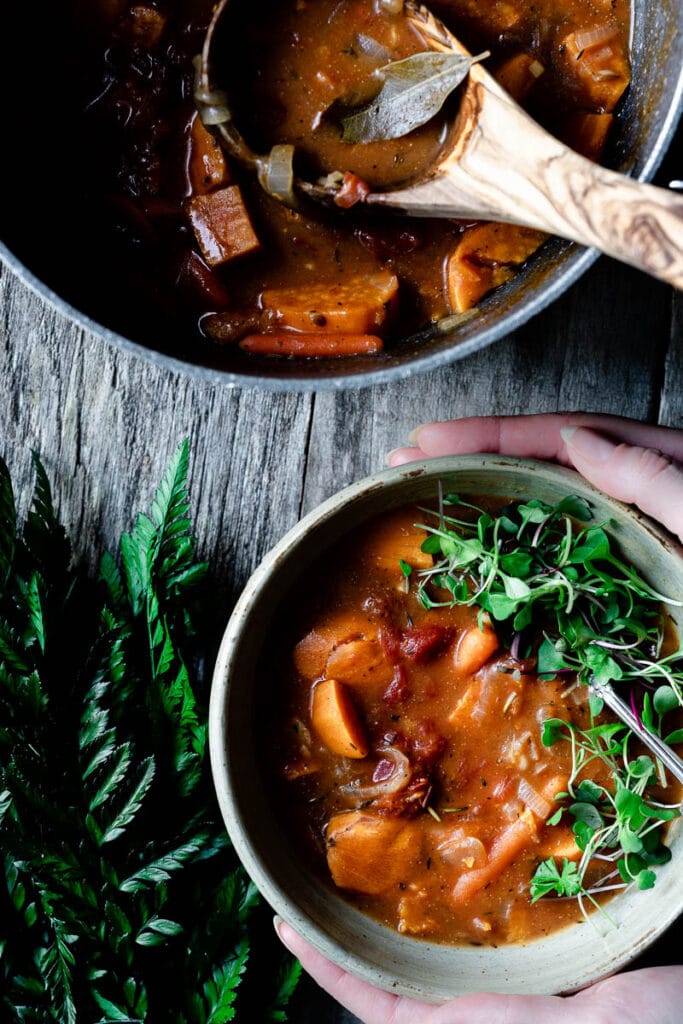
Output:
top-left (1, 0), bottom-right (681, 391)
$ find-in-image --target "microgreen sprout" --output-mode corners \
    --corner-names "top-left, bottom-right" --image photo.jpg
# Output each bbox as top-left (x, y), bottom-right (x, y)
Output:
top-left (407, 492), bottom-right (683, 915)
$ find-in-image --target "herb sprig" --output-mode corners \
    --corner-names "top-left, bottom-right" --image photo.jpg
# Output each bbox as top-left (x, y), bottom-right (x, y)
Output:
top-left (416, 493), bottom-right (683, 717)
top-left (409, 492), bottom-right (683, 913)
top-left (0, 445), bottom-right (299, 1023)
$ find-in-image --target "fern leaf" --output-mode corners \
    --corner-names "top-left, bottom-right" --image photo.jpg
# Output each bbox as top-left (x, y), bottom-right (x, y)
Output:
top-left (0, 620), bottom-right (30, 674)
top-left (100, 757), bottom-right (155, 845)
top-left (30, 453), bottom-right (58, 526)
top-left (150, 440), bottom-right (190, 540)
top-left (265, 956), bottom-right (303, 1022)
top-left (120, 514), bottom-right (155, 616)
top-left (0, 789), bottom-right (12, 825)
top-left (92, 989), bottom-right (143, 1023)
top-left (35, 889), bottom-right (77, 1024)
top-left (21, 574), bottom-right (46, 655)
top-left (204, 937), bottom-right (250, 1024)
top-left (24, 454), bottom-right (71, 573)
top-left (136, 917), bottom-right (184, 947)
top-left (99, 550), bottom-right (126, 612)
top-left (88, 744), bottom-right (133, 811)
top-left (120, 832), bottom-right (211, 893)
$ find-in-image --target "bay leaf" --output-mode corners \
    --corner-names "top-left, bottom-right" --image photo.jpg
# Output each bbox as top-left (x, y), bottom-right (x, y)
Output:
top-left (341, 50), bottom-right (487, 143)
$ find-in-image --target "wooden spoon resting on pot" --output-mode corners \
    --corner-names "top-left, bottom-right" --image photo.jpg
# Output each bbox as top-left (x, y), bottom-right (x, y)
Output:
top-left (197, 0), bottom-right (683, 289)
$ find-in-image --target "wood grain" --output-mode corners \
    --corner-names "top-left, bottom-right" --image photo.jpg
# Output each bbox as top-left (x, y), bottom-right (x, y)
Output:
top-left (0, 239), bottom-right (681, 1024)
top-left (370, 4), bottom-right (683, 290)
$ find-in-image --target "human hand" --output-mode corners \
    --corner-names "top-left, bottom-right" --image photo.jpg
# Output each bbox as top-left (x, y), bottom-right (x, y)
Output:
top-left (275, 917), bottom-right (683, 1024)
top-left (388, 413), bottom-right (683, 543)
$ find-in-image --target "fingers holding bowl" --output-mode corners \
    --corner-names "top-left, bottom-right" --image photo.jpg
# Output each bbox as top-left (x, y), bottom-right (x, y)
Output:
top-left (388, 415), bottom-right (683, 542)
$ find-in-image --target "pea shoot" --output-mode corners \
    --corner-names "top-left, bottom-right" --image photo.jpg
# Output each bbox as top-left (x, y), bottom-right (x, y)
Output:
top-left (409, 491), bottom-right (683, 919)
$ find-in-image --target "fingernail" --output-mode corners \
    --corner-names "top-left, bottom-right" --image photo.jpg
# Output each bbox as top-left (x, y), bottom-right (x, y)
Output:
top-left (386, 447), bottom-right (406, 465)
top-left (560, 426), bottom-right (617, 464)
top-left (273, 915), bottom-right (285, 941)
top-left (408, 424), bottom-right (427, 444)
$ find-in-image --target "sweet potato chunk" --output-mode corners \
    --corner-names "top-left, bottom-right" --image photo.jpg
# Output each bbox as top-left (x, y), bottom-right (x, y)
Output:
top-left (186, 186), bottom-right (260, 268)
top-left (261, 272), bottom-right (398, 334)
top-left (294, 611), bottom-right (375, 679)
top-left (240, 333), bottom-right (383, 357)
top-left (454, 620), bottom-right (499, 675)
top-left (494, 53), bottom-right (544, 103)
top-left (446, 224), bottom-right (546, 312)
top-left (325, 638), bottom-right (392, 690)
top-left (311, 679), bottom-right (368, 758)
top-left (326, 811), bottom-right (422, 894)
top-left (562, 112), bottom-right (614, 161)
top-left (187, 113), bottom-right (231, 195)
top-left (537, 826), bottom-right (581, 861)
top-left (559, 28), bottom-right (630, 113)
top-left (366, 521), bottom-right (433, 575)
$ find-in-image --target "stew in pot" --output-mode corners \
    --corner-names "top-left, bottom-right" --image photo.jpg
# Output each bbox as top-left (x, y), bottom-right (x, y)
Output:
top-left (76, 0), bottom-right (631, 360)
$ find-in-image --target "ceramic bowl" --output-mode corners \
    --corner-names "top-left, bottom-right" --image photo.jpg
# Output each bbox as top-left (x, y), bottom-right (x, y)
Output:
top-left (209, 455), bottom-right (683, 1000)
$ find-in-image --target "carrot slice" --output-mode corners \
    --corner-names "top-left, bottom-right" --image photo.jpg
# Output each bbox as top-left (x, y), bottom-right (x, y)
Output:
top-left (454, 621), bottom-right (499, 675)
top-left (239, 333), bottom-right (383, 358)
top-left (452, 775), bottom-right (568, 901)
top-left (187, 112), bottom-right (231, 195)
top-left (311, 679), bottom-right (368, 758)
top-left (261, 271), bottom-right (398, 334)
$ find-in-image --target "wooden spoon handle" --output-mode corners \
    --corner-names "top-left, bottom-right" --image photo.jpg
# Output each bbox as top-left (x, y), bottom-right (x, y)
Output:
top-left (369, 70), bottom-right (683, 289)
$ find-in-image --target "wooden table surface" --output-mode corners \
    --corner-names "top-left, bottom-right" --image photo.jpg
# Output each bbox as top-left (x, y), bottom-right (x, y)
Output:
top-left (1, 144), bottom-right (681, 1020)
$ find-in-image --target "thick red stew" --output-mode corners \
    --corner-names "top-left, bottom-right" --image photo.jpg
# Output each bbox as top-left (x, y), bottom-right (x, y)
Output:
top-left (267, 499), bottom-right (680, 945)
top-left (77, 0), bottom-right (631, 360)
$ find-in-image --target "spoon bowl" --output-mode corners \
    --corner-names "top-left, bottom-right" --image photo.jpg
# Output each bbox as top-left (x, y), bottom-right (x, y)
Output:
top-left (198, 0), bottom-right (683, 290)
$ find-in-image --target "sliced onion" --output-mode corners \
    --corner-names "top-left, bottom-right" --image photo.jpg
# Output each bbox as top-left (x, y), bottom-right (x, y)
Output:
top-left (340, 746), bottom-right (410, 801)
top-left (355, 33), bottom-right (391, 63)
top-left (518, 777), bottom-right (552, 820)
top-left (571, 24), bottom-right (619, 51)
top-left (436, 830), bottom-right (487, 870)
top-left (193, 57), bottom-right (232, 126)
top-left (258, 144), bottom-right (296, 205)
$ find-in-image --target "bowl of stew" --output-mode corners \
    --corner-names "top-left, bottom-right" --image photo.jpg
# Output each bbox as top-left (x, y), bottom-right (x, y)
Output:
top-left (209, 455), bottom-right (683, 999)
top-left (1, 0), bottom-right (682, 389)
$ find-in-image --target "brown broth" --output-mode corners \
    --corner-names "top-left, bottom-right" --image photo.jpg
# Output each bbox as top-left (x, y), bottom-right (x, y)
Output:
top-left (72, 0), bottom-right (631, 357)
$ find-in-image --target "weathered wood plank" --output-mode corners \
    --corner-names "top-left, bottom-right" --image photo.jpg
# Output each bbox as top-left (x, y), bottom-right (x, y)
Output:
top-left (0, 244), bottom-right (679, 1024)
top-left (303, 256), bottom-right (670, 515)
top-left (0, 264), bottom-right (314, 599)
top-left (659, 292), bottom-right (683, 429)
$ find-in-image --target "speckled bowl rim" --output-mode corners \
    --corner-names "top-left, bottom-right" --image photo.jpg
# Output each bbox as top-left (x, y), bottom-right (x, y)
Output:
top-left (210, 456), bottom-right (683, 1001)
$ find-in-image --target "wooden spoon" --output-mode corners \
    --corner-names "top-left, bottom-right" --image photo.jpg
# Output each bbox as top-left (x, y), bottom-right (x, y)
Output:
top-left (197, 0), bottom-right (683, 289)
top-left (592, 682), bottom-right (683, 789)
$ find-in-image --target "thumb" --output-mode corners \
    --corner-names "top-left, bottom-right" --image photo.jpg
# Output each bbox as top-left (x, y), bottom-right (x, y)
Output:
top-left (560, 426), bottom-right (683, 542)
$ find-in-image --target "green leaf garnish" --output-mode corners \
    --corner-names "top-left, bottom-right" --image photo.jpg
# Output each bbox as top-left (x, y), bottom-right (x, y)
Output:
top-left (414, 490), bottom-right (683, 914)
